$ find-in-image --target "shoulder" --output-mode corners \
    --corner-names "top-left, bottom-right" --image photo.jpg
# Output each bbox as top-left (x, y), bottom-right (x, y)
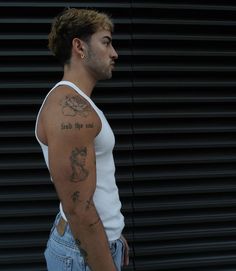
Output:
top-left (41, 85), bottom-right (101, 143)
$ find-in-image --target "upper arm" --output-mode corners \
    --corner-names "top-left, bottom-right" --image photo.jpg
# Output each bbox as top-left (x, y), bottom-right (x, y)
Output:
top-left (42, 88), bottom-right (101, 214)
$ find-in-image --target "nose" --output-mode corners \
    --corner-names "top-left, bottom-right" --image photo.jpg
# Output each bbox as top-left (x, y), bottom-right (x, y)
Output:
top-left (111, 45), bottom-right (118, 60)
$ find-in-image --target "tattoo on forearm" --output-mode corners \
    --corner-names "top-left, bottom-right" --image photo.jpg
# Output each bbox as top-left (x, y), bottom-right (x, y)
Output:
top-left (89, 217), bottom-right (101, 228)
top-left (85, 195), bottom-right (95, 210)
top-left (71, 191), bottom-right (80, 203)
top-left (61, 95), bottom-right (91, 117)
top-left (70, 147), bottom-right (89, 182)
top-left (75, 238), bottom-right (88, 262)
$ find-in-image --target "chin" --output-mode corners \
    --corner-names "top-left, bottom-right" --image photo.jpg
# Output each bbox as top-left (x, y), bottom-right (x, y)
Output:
top-left (99, 73), bottom-right (112, 81)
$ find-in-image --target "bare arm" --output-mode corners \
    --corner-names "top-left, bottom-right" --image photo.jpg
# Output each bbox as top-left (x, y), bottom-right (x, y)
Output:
top-left (42, 88), bottom-right (117, 270)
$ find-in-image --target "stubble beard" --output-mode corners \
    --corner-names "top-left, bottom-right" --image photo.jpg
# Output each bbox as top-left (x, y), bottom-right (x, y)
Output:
top-left (85, 48), bottom-right (112, 81)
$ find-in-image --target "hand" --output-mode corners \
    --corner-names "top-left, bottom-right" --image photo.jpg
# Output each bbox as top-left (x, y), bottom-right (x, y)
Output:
top-left (121, 235), bottom-right (129, 266)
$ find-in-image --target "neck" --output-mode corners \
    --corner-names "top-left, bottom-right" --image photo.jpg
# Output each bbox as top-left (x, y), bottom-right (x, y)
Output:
top-left (62, 62), bottom-right (97, 97)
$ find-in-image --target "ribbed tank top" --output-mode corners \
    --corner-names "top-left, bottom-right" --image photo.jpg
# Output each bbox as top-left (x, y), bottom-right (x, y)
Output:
top-left (35, 80), bottom-right (124, 241)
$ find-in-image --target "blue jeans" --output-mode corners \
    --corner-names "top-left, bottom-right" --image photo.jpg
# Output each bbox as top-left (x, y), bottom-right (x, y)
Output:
top-left (44, 213), bottom-right (125, 271)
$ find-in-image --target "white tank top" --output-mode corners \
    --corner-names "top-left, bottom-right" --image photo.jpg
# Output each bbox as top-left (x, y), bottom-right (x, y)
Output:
top-left (35, 80), bottom-right (124, 241)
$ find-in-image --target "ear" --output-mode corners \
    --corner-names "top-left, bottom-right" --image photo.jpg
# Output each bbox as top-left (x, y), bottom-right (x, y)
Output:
top-left (72, 38), bottom-right (85, 58)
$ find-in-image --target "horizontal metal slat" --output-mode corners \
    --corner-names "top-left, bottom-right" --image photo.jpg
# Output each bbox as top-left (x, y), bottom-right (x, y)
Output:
top-left (133, 19), bottom-right (236, 26)
top-left (0, 265), bottom-right (46, 271)
top-left (133, 49), bottom-right (236, 56)
top-left (0, 191), bottom-right (56, 202)
top-left (132, 112), bottom-right (236, 119)
top-left (134, 254), bottom-right (236, 271)
top-left (134, 198), bottom-right (236, 211)
top-left (0, 205), bottom-right (57, 218)
top-left (133, 167), bottom-right (236, 180)
top-left (132, 3), bottom-right (236, 12)
top-left (0, 219), bottom-right (52, 233)
top-left (0, 251), bottom-right (43, 264)
top-left (134, 182), bottom-right (236, 196)
top-left (134, 226), bottom-right (236, 241)
top-left (133, 150), bottom-right (236, 166)
top-left (133, 34), bottom-right (236, 41)
top-left (133, 139), bottom-right (236, 150)
top-left (135, 240), bottom-right (236, 256)
top-left (0, 236), bottom-right (47, 248)
top-left (133, 211), bottom-right (236, 226)
top-left (133, 81), bottom-right (236, 87)
top-left (133, 97), bottom-right (236, 103)
top-left (0, 2), bottom-right (131, 8)
top-left (133, 126), bottom-right (236, 134)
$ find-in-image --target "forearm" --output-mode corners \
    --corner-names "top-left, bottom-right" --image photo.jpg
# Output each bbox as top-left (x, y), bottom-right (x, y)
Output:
top-left (66, 207), bottom-right (117, 271)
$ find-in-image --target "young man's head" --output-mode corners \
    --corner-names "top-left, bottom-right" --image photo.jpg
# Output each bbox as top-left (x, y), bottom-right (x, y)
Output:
top-left (48, 8), bottom-right (117, 77)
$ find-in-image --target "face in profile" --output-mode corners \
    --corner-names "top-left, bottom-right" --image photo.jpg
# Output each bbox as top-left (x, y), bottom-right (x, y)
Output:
top-left (83, 29), bottom-right (118, 81)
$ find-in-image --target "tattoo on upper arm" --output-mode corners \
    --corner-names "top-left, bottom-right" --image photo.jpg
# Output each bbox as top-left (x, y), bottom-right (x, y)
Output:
top-left (61, 95), bottom-right (91, 117)
top-left (70, 147), bottom-right (89, 182)
top-left (61, 122), bottom-right (95, 131)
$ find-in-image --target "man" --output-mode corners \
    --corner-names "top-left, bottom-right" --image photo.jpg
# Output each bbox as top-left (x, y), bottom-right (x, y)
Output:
top-left (35, 8), bottom-right (129, 271)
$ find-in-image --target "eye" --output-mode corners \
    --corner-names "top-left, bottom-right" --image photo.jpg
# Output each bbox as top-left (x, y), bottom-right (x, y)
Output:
top-left (103, 41), bottom-right (110, 46)
top-left (103, 38), bottom-right (112, 46)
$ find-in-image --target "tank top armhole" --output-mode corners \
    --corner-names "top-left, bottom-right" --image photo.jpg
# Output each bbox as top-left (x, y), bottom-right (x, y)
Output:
top-left (35, 82), bottom-right (63, 146)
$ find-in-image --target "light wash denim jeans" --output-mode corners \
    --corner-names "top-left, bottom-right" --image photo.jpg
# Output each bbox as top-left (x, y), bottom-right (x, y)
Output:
top-left (44, 213), bottom-right (125, 271)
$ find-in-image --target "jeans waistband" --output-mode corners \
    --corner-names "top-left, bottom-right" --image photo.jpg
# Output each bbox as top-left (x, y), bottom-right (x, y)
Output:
top-left (50, 213), bottom-right (121, 250)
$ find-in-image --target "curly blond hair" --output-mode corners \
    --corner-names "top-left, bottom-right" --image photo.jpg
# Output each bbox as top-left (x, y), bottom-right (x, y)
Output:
top-left (48, 8), bottom-right (114, 65)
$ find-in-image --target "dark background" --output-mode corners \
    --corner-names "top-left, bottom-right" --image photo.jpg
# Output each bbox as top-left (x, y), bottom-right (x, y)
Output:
top-left (1, 1), bottom-right (236, 270)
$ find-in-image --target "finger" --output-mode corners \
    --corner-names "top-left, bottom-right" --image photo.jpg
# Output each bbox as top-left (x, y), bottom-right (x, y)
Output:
top-left (121, 235), bottom-right (130, 266)
top-left (124, 244), bottom-right (129, 265)
top-left (125, 251), bottom-right (129, 265)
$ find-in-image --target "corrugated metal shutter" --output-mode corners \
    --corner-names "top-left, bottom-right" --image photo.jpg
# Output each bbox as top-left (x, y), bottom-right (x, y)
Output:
top-left (131, 1), bottom-right (236, 271)
top-left (1, 1), bottom-right (236, 271)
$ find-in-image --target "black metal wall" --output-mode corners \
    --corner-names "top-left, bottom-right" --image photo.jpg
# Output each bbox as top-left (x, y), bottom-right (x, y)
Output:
top-left (1, 1), bottom-right (236, 270)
